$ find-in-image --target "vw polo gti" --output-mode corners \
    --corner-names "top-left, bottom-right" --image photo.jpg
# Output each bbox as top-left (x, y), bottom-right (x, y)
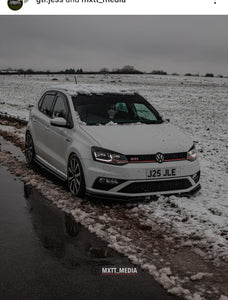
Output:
top-left (25, 84), bottom-right (200, 200)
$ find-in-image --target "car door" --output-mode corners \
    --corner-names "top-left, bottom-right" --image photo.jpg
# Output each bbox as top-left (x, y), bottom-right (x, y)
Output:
top-left (31, 92), bottom-right (56, 159)
top-left (46, 92), bottom-right (73, 174)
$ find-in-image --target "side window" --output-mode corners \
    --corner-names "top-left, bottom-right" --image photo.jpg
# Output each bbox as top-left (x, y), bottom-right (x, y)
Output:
top-left (39, 94), bottom-right (55, 117)
top-left (52, 95), bottom-right (68, 120)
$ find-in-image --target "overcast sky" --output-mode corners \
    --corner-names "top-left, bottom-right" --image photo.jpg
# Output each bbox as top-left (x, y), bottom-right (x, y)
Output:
top-left (0, 16), bottom-right (228, 75)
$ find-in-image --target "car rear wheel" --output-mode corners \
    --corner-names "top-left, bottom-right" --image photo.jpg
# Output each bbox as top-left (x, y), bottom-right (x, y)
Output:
top-left (25, 131), bottom-right (35, 166)
top-left (67, 154), bottom-right (85, 197)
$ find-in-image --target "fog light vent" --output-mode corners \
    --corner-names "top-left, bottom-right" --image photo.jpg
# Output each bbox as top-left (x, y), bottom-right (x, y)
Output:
top-left (191, 171), bottom-right (200, 183)
top-left (93, 177), bottom-right (125, 191)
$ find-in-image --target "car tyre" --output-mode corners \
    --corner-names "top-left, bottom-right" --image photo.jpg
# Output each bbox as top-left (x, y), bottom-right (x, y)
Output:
top-left (67, 153), bottom-right (85, 197)
top-left (25, 131), bottom-right (35, 166)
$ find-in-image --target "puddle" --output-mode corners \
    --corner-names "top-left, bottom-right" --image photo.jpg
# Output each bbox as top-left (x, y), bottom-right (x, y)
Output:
top-left (0, 165), bottom-right (180, 300)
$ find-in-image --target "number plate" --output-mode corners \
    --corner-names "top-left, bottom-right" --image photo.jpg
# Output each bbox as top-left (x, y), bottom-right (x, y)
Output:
top-left (146, 168), bottom-right (179, 178)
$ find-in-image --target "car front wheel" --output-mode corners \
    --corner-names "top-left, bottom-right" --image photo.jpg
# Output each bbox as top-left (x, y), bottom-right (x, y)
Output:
top-left (25, 131), bottom-right (35, 166)
top-left (67, 154), bottom-right (85, 197)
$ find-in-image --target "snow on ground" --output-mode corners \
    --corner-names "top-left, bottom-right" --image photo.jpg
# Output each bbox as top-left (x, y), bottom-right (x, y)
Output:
top-left (0, 124), bottom-right (25, 139)
top-left (0, 74), bottom-right (228, 299)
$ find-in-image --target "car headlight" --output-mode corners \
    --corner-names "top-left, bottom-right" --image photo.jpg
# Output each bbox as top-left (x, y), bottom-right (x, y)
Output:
top-left (187, 144), bottom-right (197, 161)
top-left (91, 147), bottom-right (128, 165)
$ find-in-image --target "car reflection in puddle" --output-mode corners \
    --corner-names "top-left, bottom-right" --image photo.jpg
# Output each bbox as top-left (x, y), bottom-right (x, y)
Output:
top-left (23, 184), bottom-right (181, 300)
top-left (24, 184), bottom-right (111, 265)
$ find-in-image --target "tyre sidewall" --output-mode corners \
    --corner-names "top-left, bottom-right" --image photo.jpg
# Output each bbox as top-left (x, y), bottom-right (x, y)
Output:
top-left (67, 153), bottom-right (85, 197)
top-left (25, 131), bottom-right (35, 166)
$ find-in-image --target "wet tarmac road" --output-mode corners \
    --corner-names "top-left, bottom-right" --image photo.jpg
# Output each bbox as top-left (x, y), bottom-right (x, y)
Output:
top-left (0, 165), bottom-right (181, 300)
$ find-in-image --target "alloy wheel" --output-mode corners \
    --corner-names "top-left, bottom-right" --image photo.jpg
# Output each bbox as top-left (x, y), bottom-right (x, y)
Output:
top-left (67, 154), bottom-right (85, 197)
top-left (25, 132), bottom-right (35, 165)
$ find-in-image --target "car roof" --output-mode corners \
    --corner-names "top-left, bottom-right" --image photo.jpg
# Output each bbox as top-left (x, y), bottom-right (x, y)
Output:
top-left (47, 84), bottom-right (135, 96)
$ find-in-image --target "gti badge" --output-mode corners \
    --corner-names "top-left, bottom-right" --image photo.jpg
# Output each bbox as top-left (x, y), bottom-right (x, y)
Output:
top-left (155, 152), bottom-right (164, 163)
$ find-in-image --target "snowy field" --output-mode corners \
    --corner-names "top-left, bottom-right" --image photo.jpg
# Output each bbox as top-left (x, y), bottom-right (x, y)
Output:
top-left (0, 74), bottom-right (228, 299)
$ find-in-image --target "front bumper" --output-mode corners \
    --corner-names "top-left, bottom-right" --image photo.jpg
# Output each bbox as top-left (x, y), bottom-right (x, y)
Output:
top-left (86, 184), bottom-right (201, 201)
top-left (83, 158), bottom-right (200, 200)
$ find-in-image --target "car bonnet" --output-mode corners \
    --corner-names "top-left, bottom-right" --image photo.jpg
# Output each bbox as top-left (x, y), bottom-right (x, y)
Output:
top-left (81, 123), bottom-right (192, 155)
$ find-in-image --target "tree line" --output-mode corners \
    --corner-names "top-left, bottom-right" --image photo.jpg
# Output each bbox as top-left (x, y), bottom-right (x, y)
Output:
top-left (0, 66), bottom-right (223, 78)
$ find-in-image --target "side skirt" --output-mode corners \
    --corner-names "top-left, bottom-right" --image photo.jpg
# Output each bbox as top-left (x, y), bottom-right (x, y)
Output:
top-left (34, 155), bottom-right (67, 182)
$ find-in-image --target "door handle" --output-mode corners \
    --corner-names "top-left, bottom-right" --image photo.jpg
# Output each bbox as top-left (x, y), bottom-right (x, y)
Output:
top-left (66, 138), bottom-right (71, 143)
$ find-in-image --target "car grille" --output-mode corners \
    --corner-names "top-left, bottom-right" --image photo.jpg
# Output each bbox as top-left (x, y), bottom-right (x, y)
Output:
top-left (126, 152), bottom-right (187, 163)
top-left (119, 179), bottom-right (192, 194)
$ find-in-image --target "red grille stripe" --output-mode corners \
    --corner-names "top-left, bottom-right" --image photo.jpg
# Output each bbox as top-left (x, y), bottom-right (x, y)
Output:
top-left (128, 158), bottom-right (186, 163)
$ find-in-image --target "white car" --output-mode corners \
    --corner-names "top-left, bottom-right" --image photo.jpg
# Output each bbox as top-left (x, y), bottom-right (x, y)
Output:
top-left (25, 84), bottom-right (200, 200)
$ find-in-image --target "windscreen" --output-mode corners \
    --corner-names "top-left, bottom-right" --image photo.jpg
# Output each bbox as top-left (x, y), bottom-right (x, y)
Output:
top-left (72, 93), bottom-right (163, 125)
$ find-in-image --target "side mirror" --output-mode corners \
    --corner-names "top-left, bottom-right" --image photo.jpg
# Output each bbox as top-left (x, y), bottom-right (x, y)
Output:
top-left (50, 117), bottom-right (67, 127)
